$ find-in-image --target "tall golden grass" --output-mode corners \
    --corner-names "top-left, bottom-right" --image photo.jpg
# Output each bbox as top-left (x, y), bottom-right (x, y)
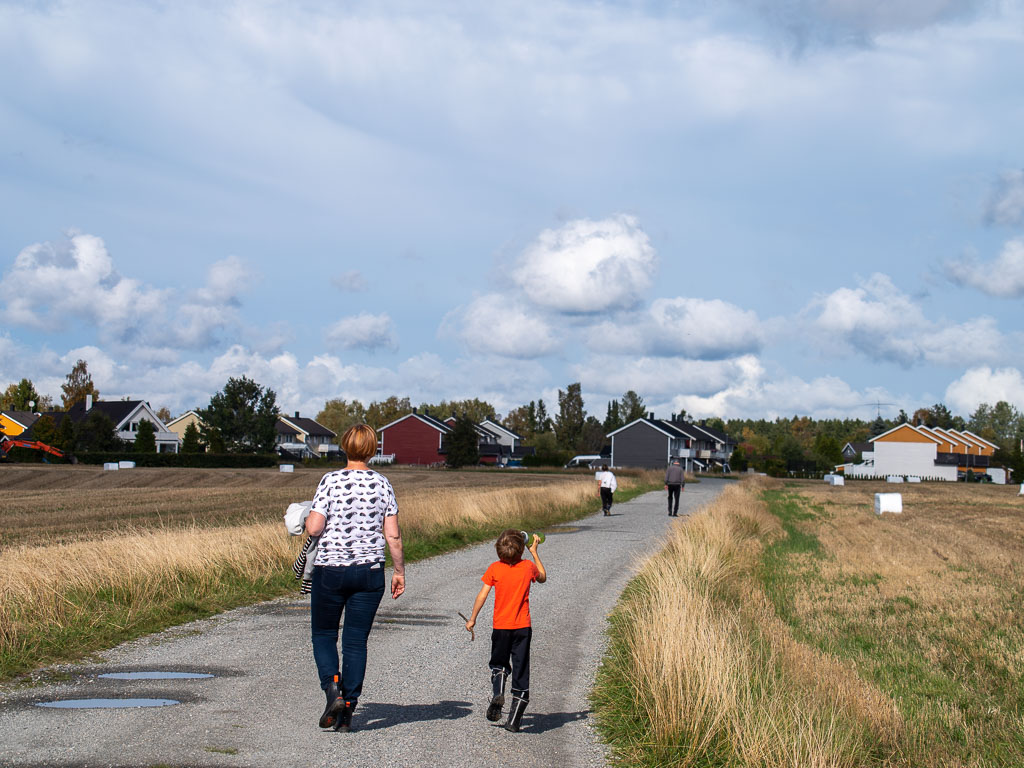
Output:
top-left (0, 472), bottom-right (651, 678)
top-left (597, 478), bottom-right (902, 767)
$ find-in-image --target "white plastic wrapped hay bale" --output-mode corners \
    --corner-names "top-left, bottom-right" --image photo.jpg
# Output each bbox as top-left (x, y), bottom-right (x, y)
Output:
top-left (118, 460), bottom-right (135, 469)
top-left (906, 476), bottom-right (921, 483)
top-left (280, 464), bottom-right (294, 473)
top-left (103, 462), bottom-right (119, 471)
top-left (874, 492), bottom-right (902, 515)
top-left (823, 474), bottom-right (835, 484)
top-left (886, 475), bottom-right (904, 483)
top-left (831, 475), bottom-right (845, 486)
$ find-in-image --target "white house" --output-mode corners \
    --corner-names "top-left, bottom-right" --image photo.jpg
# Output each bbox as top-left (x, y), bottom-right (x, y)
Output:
top-left (845, 423), bottom-right (957, 481)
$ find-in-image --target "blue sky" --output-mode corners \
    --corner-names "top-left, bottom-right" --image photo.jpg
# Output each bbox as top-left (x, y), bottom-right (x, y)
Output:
top-left (2, 0), bottom-right (1023, 422)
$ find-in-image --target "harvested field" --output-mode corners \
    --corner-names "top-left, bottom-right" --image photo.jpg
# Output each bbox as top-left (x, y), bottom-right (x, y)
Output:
top-left (0, 464), bottom-right (607, 549)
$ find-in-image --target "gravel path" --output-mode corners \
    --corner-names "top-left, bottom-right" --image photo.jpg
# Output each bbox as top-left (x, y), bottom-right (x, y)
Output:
top-left (0, 481), bottom-right (727, 768)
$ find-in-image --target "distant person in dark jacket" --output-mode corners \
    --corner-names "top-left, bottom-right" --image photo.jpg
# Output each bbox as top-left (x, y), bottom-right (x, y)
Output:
top-left (665, 458), bottom-right (685, 517)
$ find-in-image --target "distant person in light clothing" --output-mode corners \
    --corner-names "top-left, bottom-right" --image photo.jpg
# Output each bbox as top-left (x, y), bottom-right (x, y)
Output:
top-left (598, 464), bottom-right (617, 515)
top-left (665, 458), bottom-right (685, 517)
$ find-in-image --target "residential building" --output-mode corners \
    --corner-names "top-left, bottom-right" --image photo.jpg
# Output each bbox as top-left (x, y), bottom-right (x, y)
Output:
top-left (608, 413), bottom-right (735, 470)
top-left (0, 410), bottom-right (40, 437)
top-left (378, 409), bottom-right (451, 465)
top-left (165, 410), bottom-right (206, 445)
top-left (275, 412), bottom-right (339, 459)
top-left (59, 395), bottom-right (179, 452)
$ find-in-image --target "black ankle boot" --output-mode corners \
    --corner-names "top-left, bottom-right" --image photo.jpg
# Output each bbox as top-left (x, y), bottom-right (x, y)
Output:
top-left (318, 675), bottom-right (344, 729)
top-left (335, 700), bottom-right (356, 732)
top-left (504, 695), bottom-right (528, 732)
top-left (487, 668), bottom-right (507, 721)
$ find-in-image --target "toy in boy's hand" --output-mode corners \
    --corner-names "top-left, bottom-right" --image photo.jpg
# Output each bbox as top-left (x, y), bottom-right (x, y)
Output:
top-left (520, 531), bottom-right (545, 547)
top-left (458, 611), bottom-right (475, 641)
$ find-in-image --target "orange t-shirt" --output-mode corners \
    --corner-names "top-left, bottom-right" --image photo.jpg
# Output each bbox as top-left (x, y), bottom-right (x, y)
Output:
top-left (482, 559), bottom-right (539, 630)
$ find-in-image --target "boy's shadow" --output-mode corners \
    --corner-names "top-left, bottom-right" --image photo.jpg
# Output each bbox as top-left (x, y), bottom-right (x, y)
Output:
top-left (490, 709), bottom-right (590, 734)
top-left (355, 699), bottom-right (473, 731)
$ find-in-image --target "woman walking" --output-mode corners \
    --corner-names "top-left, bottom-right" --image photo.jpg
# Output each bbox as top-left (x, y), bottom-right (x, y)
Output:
top-left (305, 424), bottom-right (405, 732)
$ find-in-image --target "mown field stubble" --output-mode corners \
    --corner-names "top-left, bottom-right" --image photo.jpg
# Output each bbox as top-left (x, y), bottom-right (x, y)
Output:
top-left (594, 477), bottom-right (1024, 768)
top-left (0, 464), bottom-right (660, 681)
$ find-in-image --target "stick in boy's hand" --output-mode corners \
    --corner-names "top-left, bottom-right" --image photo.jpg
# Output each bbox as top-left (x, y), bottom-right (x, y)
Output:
top-left (458, 611), bottom-right (475, 641)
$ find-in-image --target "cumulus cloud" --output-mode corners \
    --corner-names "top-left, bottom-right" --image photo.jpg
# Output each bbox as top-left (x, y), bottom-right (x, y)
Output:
top-left (196, 256), bottom-right (253, 305)
top-left (945, 366), bottom-right (1024, 415)
top-left (576, 354), bottom-right (761, 399)
top-left (945, 238), bottom-right (1024, 298)
top-left (808, 273), bottom-right (1014, 366)
top-left (0, 233), bottom-right (167, 337)
top-left (444, 294), bottom-right (560, 359)
top-left (512, 215), bottom-right (656, 314)
top-left (590, 297), bottom-right (764, 359)
top-left (325, 312), bottom-right (398, 351)
top-left (984, 169), bottom-right (1024, 226)
top-left (332, 271), bottom-right (368, 292)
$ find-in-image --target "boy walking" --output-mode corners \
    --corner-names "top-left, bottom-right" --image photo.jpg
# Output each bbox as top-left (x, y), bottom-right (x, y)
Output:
top-left (465, 529), bottom-right (547, 732)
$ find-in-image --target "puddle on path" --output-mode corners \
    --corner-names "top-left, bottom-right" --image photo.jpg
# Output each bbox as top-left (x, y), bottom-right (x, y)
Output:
top-left (36, 698), bottom-right (180, 709)
top-left (99, 671), bottom-right (214, 680)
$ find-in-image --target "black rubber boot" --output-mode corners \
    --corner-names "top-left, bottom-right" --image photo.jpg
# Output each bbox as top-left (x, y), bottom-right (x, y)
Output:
top-left (504, 694), bottom-right (528, 732)
top-left (319, 675), bottom-right (344, 729)
top-left (334, 700), bottom-right (356, 732)
top-left (487, 668), bottom-right (507, 721)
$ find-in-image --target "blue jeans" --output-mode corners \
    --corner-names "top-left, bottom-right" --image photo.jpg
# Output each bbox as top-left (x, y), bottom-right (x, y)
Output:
top-left (310, 562), bottom-right (385, 704)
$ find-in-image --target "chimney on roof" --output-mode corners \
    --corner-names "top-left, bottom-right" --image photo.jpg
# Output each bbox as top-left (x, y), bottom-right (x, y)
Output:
top-left (412, 407), bottom-right (418, 414)
top-left (294, 411), bottom-right (300, 418)
top-left (648, 411), bottom-right (654, 420)
top-left (700, 419), bottom-right (707, 426)
top-left (86, 394), bottom-right (93, 412)
top-left (424, 408), bottom-right (430, 417)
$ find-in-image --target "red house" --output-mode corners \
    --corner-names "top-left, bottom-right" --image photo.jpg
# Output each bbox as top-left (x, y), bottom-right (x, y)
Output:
top-left (377, 409), bottom-right (451, 465)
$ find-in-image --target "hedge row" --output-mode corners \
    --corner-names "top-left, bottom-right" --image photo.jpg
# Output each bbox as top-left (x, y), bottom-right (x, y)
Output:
top-left (74, 452), bottom-right (279, 468)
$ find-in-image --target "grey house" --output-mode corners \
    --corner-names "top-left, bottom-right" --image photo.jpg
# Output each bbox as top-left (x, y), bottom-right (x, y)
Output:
top-left (608, 413), bottom-right (735, 471)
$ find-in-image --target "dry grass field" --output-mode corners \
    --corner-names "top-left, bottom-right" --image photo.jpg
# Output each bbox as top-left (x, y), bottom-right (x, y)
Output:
top-left (0, 464), bottom-right (601, 549)
top-left (0, 464), bottom-right (658, 680)
top-left (594, 477), bottom-right (1024, 768)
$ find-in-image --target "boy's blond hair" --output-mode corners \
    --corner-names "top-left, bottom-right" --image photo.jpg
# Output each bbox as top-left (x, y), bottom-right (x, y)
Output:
top-left (495, 528), bottom-right (525, 564)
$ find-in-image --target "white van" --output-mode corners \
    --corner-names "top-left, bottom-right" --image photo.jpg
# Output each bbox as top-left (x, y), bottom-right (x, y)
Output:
top-left (565, 454), bottom-right (603, 469)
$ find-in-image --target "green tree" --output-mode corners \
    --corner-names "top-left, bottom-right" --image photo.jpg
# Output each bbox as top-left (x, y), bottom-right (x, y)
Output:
top-left (30, 414), bottom-right (57, 445)
top-left (729, 445), bottom-right (748, 472)
top-left (55, 414), bottom-right (76, 453)
top-left (535, 399), bottom-right (552, 433)
top-left (75, 410), bottom-right (120, 452)
top-left (603, 400), bottom-right (622, 433)
top-left (579, 415), bottom-right (606, 453)
top-left (445, 414), bottom-right (480, 468)
top-left (929, 403), bottom-right (954, 429)
top-left (181, 422), bottom-right (203, 453)
top-left (364, 396), bottom-right (412, 429)
top-left (419, 398), bottom-right (496, 424)
top-left (503, 404), bottom-right (534, 439)
top-left (620, 390), bottom-right (646, 423)
top-left (317, 398), bottom-right (367, 437)
top-left (61, 359), bottom-right (99, 410)
top-left (134, 419), bottom-right (157, 453)
top-left (199, 376), bottom-right (278, 453)
top-left (812, 433), bottom-right (843, 468)
top-left (2, 378), bottom-right (41, 411)
top-left (155, 406), bottom-right (172, 423)
top-left (555, 382), bottom-right (586, 451)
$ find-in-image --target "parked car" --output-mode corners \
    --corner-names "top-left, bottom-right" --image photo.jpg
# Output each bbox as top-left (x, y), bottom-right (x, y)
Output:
top-left (565, 454), bottom-right (602, 469)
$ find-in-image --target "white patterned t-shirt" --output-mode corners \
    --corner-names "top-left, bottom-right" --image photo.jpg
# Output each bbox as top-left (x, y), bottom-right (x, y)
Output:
top-left (310, 469), bottom-right (398, 567)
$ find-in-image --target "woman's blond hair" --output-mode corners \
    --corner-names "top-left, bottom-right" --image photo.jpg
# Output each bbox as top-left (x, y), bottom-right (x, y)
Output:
top-left (341, 424), bottom-right (378, 462)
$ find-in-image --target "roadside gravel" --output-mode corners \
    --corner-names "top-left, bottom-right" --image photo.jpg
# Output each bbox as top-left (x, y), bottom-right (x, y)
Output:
top-left (0, 480), bottom-right (727, 768)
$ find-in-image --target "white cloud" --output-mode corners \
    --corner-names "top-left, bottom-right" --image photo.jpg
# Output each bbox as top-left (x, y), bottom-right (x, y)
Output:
top-left (445, 293), bottom-right (560, 359)
top-left (590, 297), bottom-right (764, 359)
top-left (332, 271), bottom-right (368, 292)
top-left (808, 273), bottom-right (1016, 366)
top-left (945, 366), bottom-right (1024, 415)
top-left (325, 312), bottom-right (398, 351)
top-left (945, 237), bottom-right (1024, 298)
top-left (196, 256), bottom-right (253, 305)
top-left (0, 233), bottom-right (167, 337)
top-left (576, 354), bottom-right (760, 399)
top-left (985, 169), bottom-right (1024, 226)
top-left (512, 215), bottom-right (656, 313)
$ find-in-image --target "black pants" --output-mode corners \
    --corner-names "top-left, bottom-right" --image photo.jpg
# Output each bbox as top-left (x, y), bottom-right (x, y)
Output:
top-left (489, 627), bottom-right (531, 701)
top-left (667, 484), bottom-right (683, 515)
top-left (600, 487), bottom-right (614, 513)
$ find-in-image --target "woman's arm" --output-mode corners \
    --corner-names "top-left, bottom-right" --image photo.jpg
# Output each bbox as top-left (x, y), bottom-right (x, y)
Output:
top-left (383, 514), bottom-right (405, 599)
top-left (305, 510), bottom-right (326, 536)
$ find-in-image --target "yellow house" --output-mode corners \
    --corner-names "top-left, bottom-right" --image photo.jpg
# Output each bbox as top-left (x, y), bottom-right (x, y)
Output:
top-left (165, 410), bottom-right (206, 443)
top-left (0, 410), bottom-right (39, 437)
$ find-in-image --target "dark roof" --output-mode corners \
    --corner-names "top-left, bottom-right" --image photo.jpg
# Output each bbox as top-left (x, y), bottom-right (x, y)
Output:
top-left (276, 420), bottom-right (301, 436)
top-left (1, 410), bottom-right (40, 431)
top-left (843, 441), bottom-right (872, 453)
top-left (417, 412), bottom-right (453, 433)
top-left (281, 416), bottom-right (336, 438)
top-left (65, 399), bottom-right (144, 427)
